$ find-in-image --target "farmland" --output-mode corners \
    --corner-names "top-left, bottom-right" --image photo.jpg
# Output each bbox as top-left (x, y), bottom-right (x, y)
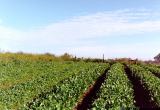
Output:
top-left (0, 53), bottom-right (160, 109)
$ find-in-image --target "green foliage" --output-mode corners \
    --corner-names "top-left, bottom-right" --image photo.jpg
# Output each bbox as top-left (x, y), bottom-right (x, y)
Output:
top-left (25, 63), bottom-right (109, 109)
top-left (0, 52), bottom-right (73, 62)
top-left (60, 53), bottom-right (73, 61)
top-left (140, 63), bottom-right (160, 75)
top-left (1, 52), bottom-right (160, 109)
top-left (129, 64), bottom-right (160, 106)
top-left (92, 63), bottom-right (135, 109)
top-left (0, 55), bottom-right (108, 109)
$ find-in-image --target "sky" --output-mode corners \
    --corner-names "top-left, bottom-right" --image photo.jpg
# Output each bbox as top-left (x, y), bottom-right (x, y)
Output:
top-left (0, 0), bottom-right (160, 60)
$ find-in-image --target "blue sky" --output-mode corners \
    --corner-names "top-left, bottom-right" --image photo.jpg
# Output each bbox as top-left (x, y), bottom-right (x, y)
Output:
top-left (0, 0), bottom-right (160, 60)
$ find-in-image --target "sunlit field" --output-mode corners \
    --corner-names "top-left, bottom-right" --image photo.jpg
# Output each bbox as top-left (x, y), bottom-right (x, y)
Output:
top-left (0, 53), bottom-right (160, 109)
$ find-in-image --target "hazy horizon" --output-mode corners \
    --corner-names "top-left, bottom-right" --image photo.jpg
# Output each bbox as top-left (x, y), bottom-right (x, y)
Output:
top-left (0, 0), bottom-right (160, 60)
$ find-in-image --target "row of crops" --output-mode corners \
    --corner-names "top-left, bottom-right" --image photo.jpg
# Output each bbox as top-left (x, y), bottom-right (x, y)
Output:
top-left (0, 58), bottom-right (160, 109)
top-left (25, 62), bottom-right (160, 109)
top-left (26, 63), bottom-right (108, 109)
top-left (140, 63), bottom-right (160, 78)
top-left (92, 63), bottom-right (135, 109)
top-left (129, 64), bottom-right (160, 106)
top-left (0, 60), bottom-right (107, 109)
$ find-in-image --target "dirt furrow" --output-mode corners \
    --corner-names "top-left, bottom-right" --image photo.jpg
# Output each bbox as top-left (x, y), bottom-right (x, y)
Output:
top-left (74, 69), bottom-right (109, 110)
top-left (124, 65), bottom-right (158, 109)
top-left (151, 72), bottom-right (160, 79)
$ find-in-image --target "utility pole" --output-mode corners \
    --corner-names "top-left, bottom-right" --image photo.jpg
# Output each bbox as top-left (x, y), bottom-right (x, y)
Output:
top-left (103, 54), bottom-right (104, 63)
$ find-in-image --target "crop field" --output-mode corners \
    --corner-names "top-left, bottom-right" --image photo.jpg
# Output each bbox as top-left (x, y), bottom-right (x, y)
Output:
top-left (0, 53), bottom-right (160, 109)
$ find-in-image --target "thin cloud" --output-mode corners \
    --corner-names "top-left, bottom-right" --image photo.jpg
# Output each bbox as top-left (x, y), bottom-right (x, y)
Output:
top-left (62, 43), bottom-right (159, 60)
top-left (0, 9), bottom-right (160, 59)
top-left (26, 9), bottom-right (160, 42)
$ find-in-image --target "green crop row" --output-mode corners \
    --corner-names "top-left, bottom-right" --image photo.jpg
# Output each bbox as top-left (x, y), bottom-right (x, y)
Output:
top-left (0, 61), bottom-right (80, 109)
top-left (139, 63), bottom-right (160, 76)
top-left (0, 60), bottom-right (106, 109)
top-left (24, 63), bottom-right (109, 110)
top-left (92, 63), bottom-right (135, 110)
top-left (129, 64), bottom-right (160, 106)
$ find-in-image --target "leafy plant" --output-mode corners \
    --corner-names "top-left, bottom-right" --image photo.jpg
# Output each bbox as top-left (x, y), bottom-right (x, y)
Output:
top-left (129, 64), bottom-right (160, 107)
top-left (92, 63), bottom-right (135, 109)
top-left (25, 63), bottom-right (109, 110)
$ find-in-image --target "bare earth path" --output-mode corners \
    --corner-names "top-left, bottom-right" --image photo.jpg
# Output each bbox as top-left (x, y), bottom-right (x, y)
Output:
top-left (124, 65), bottom-right (158, 109)
top-left (75, 69), bottom-right (109, 110)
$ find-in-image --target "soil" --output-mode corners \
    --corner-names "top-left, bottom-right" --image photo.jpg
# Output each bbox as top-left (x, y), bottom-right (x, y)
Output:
top-left (74, 69), bottom-right (109, 110)
top-left (124, 65), bottom-right (158, 109)
top-left (151, 72), bottom-right (160, 79)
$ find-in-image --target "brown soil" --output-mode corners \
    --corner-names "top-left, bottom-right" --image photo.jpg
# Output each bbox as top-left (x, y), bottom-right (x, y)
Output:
top-left (74, 69), bottom-right (109, 110)
top-left (124, 65), bottom-right (159, 109)
top-left (151, 72), bottom-right (160, 79)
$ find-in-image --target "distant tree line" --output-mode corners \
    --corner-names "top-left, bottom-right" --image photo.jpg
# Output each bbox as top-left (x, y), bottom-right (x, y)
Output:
top-left (1, 51), bottom-right (160, 64)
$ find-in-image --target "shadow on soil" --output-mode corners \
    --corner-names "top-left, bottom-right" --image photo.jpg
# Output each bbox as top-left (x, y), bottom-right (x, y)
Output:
top-left (75, 69), bottom-right (109, 110)
top-left (124, 65), bottom-right (159, 109)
